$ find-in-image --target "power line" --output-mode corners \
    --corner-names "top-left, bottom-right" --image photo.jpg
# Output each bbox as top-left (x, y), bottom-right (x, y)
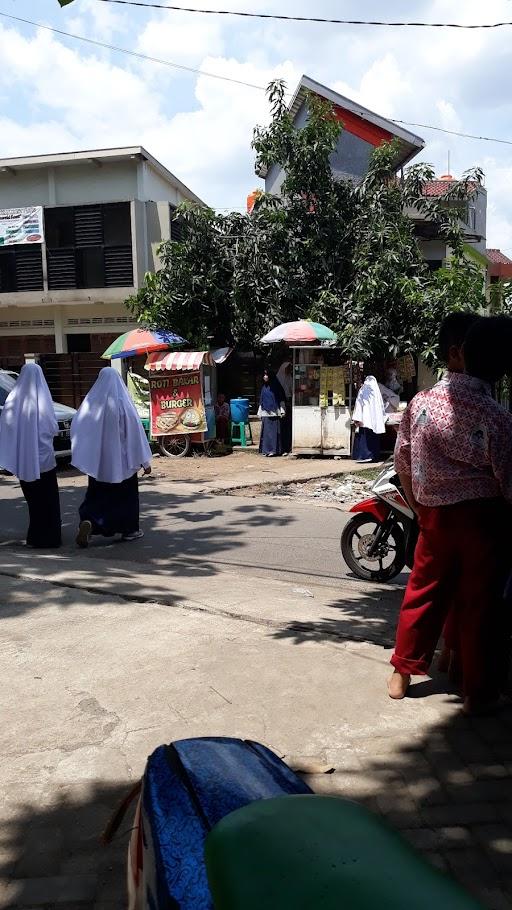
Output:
top-left (96, 0), bottom-right (512, 29)
top-left (0, 10), bottom-right (266, 90)
top-left (1, 10), bottom-right (511, 150)
top-left (392, 120), bottom-right (512, 147)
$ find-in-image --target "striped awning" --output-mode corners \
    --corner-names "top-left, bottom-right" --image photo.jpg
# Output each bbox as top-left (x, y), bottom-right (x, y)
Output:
top-left (145, 348), bottom-right (233, 372)
top-left (145, 351), bottom-right (213, 372)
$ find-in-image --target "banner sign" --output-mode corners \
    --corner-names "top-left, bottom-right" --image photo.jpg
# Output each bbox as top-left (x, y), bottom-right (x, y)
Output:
top-left (127, 372), bottom-right (150, 419)
top-left (150, 370), bottom-right (207, 436)
top-left (0, 206), bottom-right (44, 246)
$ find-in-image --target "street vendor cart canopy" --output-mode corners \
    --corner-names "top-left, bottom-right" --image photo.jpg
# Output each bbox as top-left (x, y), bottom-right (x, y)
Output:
top-left (145, 348), bottom-right (233, 372)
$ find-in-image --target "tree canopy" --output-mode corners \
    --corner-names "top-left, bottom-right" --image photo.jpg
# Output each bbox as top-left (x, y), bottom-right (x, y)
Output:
top-left (129, 79), bottom-right (486, 366)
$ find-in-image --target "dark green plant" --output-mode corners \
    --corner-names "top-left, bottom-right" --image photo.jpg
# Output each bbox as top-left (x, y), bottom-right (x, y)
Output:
top-left (130, 79), bottom-right (485, 367)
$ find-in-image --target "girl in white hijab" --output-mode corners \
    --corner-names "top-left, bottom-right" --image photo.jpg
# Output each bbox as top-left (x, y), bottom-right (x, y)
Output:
top-left (71, 367), bottom-right (152, 548)
top-left (352, 374), bottom-right (387, 463)
top-left (0, 362), bottom-right (61, 547)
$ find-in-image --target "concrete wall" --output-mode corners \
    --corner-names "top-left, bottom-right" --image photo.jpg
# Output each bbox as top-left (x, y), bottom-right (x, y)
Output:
top-left (143, 165), bottom-right (181, 204)
top-left (53, 161), bottom-right (138, 205)
top-left (418, 239), bottom-right (448, 263)
top-left (471, 187), bottom-right (487, 253)
top-left (0, 161), bottom-right (139, 208)
top-left (0, 169), bottom-right (50, 207)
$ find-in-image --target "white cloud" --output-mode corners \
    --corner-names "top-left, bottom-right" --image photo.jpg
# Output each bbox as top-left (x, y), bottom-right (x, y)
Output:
top-left (435, 100), bottom-right (462, 132)
top-left (137, 12), bottom-right (225, 66)
top-left (1, 0), bottom-right (512, 242)
top-left (67, 0), bottom-right (126, 41)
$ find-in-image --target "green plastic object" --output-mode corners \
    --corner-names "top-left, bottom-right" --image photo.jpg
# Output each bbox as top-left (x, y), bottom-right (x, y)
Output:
top-left (205, 795), bottom-right (484, 910)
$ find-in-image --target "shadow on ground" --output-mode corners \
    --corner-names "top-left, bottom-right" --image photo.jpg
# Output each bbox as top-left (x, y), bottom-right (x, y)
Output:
top-left (3, 709), bottom-right (512, 908)
top-left (303, 705), bottom-right (512, 909)
top-left (1, 780), bottom-right (130, 909)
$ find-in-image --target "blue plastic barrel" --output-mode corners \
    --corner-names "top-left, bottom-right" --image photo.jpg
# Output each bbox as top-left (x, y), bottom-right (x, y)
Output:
top-left (230, 397), bottom-right (250, 423)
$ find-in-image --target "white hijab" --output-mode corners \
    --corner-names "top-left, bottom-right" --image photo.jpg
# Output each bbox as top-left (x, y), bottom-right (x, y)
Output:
top-left (71, 367), bottom-right (152, 483)
top-left (0, 362), bottom-right (58, 482)
top-left (276, 361), bottom-right (293, 398)
top-left (352, 375), bottom-right (386, 435)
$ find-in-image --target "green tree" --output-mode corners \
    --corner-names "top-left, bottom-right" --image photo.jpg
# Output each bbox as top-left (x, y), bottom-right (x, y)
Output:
top-left (130, 80), bottom-right (485, 365)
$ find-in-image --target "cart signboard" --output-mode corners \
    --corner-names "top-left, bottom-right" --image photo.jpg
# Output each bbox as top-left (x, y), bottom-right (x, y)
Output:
top-left (150, 370), bottom-right (207, 436)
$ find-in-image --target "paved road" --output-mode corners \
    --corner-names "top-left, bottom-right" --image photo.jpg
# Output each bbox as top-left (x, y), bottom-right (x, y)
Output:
top-left (0, 473), bottom-right (362, 588)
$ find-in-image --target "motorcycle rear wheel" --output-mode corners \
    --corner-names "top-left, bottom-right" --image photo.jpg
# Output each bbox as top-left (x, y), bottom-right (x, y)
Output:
top-left (341, 513), bottom-right (406, 582)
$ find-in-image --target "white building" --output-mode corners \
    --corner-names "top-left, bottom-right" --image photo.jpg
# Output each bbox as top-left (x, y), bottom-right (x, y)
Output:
top-left (0, 147), bottom-right (203, 356)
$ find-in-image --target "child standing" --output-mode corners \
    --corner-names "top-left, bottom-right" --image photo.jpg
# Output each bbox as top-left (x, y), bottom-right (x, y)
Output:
top-left (389, 316), bottom-right (512, 713)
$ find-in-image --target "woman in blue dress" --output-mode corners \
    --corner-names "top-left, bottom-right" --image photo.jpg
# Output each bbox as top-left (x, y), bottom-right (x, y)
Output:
top-left (258, 370), bottom-right (286, 457)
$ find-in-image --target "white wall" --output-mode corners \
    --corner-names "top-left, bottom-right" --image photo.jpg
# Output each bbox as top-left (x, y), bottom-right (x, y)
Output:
top-left (0, 169), bottom-right (51, 207)
top-left (54, 161), bottom-right (138, 205)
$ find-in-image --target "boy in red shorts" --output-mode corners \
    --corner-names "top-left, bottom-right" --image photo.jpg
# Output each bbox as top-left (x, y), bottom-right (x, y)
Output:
top-left (389, 315), bottom-right (512, 713)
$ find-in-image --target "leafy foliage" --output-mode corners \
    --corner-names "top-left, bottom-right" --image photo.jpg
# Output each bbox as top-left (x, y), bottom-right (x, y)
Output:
top-left (129, 79), bottom-right (486, 365)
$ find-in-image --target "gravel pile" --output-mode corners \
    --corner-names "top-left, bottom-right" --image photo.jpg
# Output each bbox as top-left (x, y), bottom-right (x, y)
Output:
top-left (270, 473), bottom-right (374, 504)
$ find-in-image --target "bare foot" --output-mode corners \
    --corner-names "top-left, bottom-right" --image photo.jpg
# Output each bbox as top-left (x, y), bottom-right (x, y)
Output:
top-left (388, 671), bottom-right (411, 699)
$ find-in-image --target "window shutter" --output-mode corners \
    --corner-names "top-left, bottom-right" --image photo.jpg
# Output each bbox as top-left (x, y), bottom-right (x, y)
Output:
top-left (104, 246), bottom-right (133, 287)
top-left (74, 205), bottom-right (103, 246)
top-left (14, 246), bottom-right (44, 291)
top-left (47, 249), bottom-right (77, 289)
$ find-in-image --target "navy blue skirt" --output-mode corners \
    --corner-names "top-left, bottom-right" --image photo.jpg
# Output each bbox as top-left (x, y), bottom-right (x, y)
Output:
top-left (259, 417), bottom-right (281, 456)
top-left (352, 427), bottom-right (382, 462)
top-left (79, 473), bottom-right (139, 537)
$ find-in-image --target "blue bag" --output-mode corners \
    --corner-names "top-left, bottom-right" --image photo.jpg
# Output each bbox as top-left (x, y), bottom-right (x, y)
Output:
top-left (128, 737), bottom-right (312, 909)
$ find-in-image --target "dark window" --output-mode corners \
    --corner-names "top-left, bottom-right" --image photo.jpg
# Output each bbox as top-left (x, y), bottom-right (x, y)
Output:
top-left (44, 207), bottom-right (74, 248)
top-left (66, 333), bottom-right (91, 353)
top-left (170, 204), bottom-right (185, 243)
top-left (104, 203), bottom-right (132, 245)
top-left (0, 245), bottom-right (44, 292)
top-left (426, 259), bottom-right (443, 272)
top-left (77, 248), bottom-right (104, 288)
top-left (45, 203), bottom-right (133, 290)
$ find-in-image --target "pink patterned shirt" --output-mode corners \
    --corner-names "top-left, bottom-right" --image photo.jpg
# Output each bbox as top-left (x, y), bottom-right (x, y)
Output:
top-left (394, 372), bottom-right (512, 507)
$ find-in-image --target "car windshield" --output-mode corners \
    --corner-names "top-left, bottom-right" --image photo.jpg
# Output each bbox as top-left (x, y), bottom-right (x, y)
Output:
top-left (0, 373), bottom-right (16, 407)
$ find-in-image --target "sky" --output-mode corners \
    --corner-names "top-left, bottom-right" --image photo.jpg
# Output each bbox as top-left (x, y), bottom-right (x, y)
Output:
top-left (0, 0), bottom-right (511, 251)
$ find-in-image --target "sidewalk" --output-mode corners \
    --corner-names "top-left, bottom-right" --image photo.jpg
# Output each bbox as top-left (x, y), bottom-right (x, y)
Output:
top-left (108, 451), bottom-right (376, 496)
top-left (1, 550), bottom-right (512, 908)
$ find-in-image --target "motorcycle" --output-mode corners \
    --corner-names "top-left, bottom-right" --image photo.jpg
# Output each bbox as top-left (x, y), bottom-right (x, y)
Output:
top-left (341, 459), bottom-right (418, 582)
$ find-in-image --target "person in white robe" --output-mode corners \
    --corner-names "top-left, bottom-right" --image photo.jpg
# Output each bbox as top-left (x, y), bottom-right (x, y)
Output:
top-left (71, 367), bottom-right (152, 547)
top-left (352, 375), bottom-right (387, 463)
top-left (0, 362), bottom-right (61, 547)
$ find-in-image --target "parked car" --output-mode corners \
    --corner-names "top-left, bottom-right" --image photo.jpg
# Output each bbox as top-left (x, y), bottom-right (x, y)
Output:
top-left (0, 369), bottom-right (76, 459)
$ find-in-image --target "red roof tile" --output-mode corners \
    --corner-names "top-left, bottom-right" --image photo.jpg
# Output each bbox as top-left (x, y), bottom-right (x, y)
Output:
top-left (423, 178), bottom-right (479, 197)
top-left (486, 248), bottom-right (512, 266)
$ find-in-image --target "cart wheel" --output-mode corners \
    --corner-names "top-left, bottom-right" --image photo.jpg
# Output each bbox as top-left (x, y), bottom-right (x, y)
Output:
top-left (158, 434), bottom-right (191, 458)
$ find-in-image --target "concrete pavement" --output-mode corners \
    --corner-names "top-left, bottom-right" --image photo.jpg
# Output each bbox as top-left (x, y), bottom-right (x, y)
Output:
top-left (2, 469), bottom-right (512, 909)
top-left (2, 474), bottom-right (376, 589)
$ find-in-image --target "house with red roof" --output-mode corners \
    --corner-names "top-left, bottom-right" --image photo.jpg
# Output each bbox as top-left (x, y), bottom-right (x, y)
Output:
top-left (258, 75), bottom-right (425, 194)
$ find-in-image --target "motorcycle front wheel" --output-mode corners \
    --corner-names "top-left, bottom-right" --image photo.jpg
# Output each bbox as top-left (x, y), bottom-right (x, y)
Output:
top-left (341, 513), bottom-right (406, 582)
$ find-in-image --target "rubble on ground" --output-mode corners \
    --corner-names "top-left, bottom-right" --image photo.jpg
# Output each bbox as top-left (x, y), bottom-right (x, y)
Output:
top-left (269, 473), bottom-right (374, 504)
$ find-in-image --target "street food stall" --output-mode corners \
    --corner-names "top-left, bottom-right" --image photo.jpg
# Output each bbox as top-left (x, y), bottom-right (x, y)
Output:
top-left (290, 345), bottom-right (355, 456)
top-left (260, 319), bottom-right (356, 458)
top-left (144, 349), bottom-right (232, 457)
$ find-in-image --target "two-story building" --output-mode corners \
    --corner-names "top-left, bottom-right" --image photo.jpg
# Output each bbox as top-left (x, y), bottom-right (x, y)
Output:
top-left (257, 75), bottom-right (489, 268)
top-left (259, 74), bottom-right (425, 192)
top-left (0, 147), bottom-right (204, 357)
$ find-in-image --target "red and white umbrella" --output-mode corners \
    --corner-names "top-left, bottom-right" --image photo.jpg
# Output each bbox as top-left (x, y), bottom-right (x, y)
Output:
top-left (260, 319), bottom-right (337, 344)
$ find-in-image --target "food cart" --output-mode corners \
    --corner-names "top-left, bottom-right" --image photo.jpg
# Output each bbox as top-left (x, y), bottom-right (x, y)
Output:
top-left (143, 349), bottom-right (231, 457)
top-left (291, 345), bottom-right (356, 457)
